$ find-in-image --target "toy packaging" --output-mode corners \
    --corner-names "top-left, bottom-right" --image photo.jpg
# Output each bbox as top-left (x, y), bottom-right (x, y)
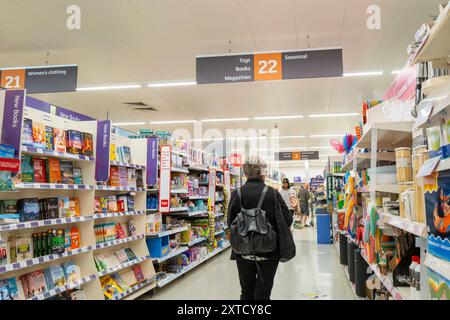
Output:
top-left (82, 132), bottom-right (94, 157)
top-left (22, 118), bottom-right (34, 147)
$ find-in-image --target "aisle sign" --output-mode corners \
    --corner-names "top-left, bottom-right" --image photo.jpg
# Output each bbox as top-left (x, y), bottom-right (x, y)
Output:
top-left (159, 145), bottom-right (172, 213)
top-left (208, 168), bottom-right (217, 214)
top-left (1, 89), bottom-right (25, 157)
top-left (147, 137), bottom-right (158, 186)
top-left (275, 151), bottom-right (319, 161)
top-left (95, 120), bottom-right (111, 182)
top-left (0, 65), bottom-right (78, 94)
top-left (196, 48), bottom-right (343, 84)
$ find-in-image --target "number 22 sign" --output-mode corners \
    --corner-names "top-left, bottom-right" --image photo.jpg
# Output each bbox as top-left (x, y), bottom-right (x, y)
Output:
top-left (253, 53), bottom-right (282, 81)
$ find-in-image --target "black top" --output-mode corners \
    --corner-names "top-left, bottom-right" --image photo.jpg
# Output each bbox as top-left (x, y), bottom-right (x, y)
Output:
top-left (227, 177), bottom-right (293, 260)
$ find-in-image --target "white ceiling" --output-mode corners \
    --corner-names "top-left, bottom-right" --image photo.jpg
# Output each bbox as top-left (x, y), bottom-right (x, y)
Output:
top-left (0, 0), bottom-right (442, 167)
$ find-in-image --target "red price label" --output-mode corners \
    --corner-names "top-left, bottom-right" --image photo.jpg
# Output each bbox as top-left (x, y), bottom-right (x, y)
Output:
top-left (161, 200), bottom-right (169, 208)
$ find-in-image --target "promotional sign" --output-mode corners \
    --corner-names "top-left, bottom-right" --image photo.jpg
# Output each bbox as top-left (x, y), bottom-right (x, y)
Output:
top-left (26, 96), bottom-right (94, 121)
top-left (196, 48), bottom-right (343, 84)
top-left (229, 153), bottom-right (242, 167)
top-left (424, 170), bottom-right (450, 262)
top-left (208, 168), bottom-right (217, 214)
top-left (293, 176), bottom-right (302, 183)
top-left (224, 169), bottom-right (231, 205)
top-left (159, 145), bottom-right (172, 213)
top-left (1, 89), bottom-right (25, 157)
top-left (0, 158), bottom-right (20, 172)
top-left (95, 120), bottom-right (111, 182)
top-left (275, 151), bottom-right (319, 161)
top-left (0, 65), bottom-right (78, 94)
top-left (310, 175), bottom-right (324, 186)
top-left (382, 65), bottom-right (417, 102)
top-left (147, 137), bottom-right (158, 186)
top-left (300, 151), bottom-right (319, 160)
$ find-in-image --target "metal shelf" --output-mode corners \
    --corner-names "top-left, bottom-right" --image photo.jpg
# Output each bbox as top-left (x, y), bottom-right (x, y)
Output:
top-left (147, 226), bottom-right (188, 238)
top-left (355, 123), bottom-right (413, 150)
top-left (380, 212), bottom-right (427, 238)
top-left (21, 146), bottom-right (94, 162)
top-left (152, 247), bottom-right (189, 263)
top-left (0, 215), bottom-right (93, 232)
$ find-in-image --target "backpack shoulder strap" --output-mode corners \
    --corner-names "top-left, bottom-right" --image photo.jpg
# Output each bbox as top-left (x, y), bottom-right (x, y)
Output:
top-left (236, 188), bottom-right (243, 209)
top-left (257, 185), bottom-right (269, 210)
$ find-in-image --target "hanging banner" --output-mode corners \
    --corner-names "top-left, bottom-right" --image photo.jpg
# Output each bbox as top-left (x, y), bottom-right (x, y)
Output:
top-left (147, 137), bottom-right (158, 186)
top-left (0, 65), bottom-right (78, 94)
top-left (208, 168), bottom-right (217, 214)
top-left (159, 145), bottom-right (172, 213)
top-left (95, 120), bottom-right (111, 182)
top-left (382, 65), bottom-right (417, 101)
top-left (196, 48), bottom-right (343, 84)
top-left (1, 89), bottom-right (25, 157)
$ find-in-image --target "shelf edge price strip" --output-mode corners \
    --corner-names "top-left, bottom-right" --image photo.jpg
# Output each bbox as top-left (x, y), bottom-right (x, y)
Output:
top-left (0, 216), bottom-right (93, 231)
top-left (111, 276), bottom-right (156, 300)
top-left (15, 183), bottom-right (95, 190)
top-left (21, 146), bottom-right (95, 162)
top-left (94, 234), bottom-right (145, 250)
top-left (29, 274), bottom-right (97, 300)
top-left (93, 210), bottom-right (146, 219)
top-left (110, 161), bottom-right (145, 169)
top-left (0, 245), bottom-right (93, 274)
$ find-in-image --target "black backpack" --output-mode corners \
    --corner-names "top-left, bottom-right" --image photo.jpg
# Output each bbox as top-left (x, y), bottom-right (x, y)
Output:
top-left (230, 186), bottom-right (277, 255)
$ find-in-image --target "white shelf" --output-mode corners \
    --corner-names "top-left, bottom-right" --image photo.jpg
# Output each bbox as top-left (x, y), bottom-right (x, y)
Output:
top-left (435, 157), bottom-right (450, 173)
top-left (94, 234), bottom-right (145, 251)
top-left (157, 243), bottom-right (230, 288)
top-left (170, 210), bottom-right (208, 217)
top-left (417, 96), bottom-right (450, 129)
top-left (214, 230), bottom-right (225, 236)
top-left (172, 150), bottom-right (189, 157)
top-left (422, 76), bottom-right (450, 97)
top-left (186, 165), bottom-right (208, 172)
top-left (171, 187), bottom-right (188, 194)
top-left (355, 123), bottom-right (413, 150)
top-left (169, 207), bottom-right (189, 213)
top-left (110, 160), bottom-right (145, 169)
top-left (425, 253), bottom-right (450, 280)
top-left (411, 2), bottom-right (450, 64)
top-left (171, 166), bottom-right (189, 174)
top-left (0, 215), bottom-right (93, 231)
top-left (209, 166), bottom-right (223, 173)
top-left (95, 186), bottom-right (146, 192)
top-left (184, 196), bottom-right (208, 200)
top-left (380, 212), bottom-right (427, 238)
top-left (98, 255), bottom-right (151, 277)
top-left (182, 237), bottom-right (207, 247)
top-left (152, 247), bottom-right (189, 263)
top-left (14, 183), bottom-right (95, 190)
top-left (21, 146), bottom-right (95, 162)
top-left (110, 277), bottom-right (156, 300)
top-left (147, 226), bottom-right (188, 238)
top-left (0, 245), bottom-right (93, 274)
top-left (28, 274), bottom-right (97, 300)
top-left (361, 251), bottom-right (408, 300)
top-left (357, 184), bottom-right (400, 194)
top-left (147, 188), bottom-right (159, 193)
top-left (93, 210), bottom-right (146, 220)
top-left (342, 152), bottom-right (396, 172)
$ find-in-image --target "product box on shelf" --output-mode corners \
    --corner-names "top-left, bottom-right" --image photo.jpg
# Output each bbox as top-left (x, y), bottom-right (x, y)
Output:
top-left (146, 236), bottom-right (169, 258)
top-left (424, 170), bottom-right (450, 262)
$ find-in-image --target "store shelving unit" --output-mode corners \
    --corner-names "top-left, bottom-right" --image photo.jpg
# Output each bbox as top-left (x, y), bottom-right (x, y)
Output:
top-left (379, 211), bottom-right (427, 238)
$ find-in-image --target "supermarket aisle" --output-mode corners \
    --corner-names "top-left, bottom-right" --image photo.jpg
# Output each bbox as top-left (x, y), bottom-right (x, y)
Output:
top-left (145, 228), bottom-right (355, 300)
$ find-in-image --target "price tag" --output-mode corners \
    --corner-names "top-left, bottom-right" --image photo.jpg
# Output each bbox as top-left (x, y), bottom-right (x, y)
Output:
top-left (0, 69), bottom-right (25, 89)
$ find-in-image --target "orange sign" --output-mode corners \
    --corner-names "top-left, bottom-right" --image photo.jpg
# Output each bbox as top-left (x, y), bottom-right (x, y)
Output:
top-left (292, 152), bottom-right (301, 160)
top-left (253, 53), bottom-right (282, 81)
top-left (0, 69), bottom-right (25, 89)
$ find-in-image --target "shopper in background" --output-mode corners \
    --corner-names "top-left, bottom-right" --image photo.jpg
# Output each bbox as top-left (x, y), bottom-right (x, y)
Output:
top-left (278, 178), bottom-right (298, 216)
top-left (298, 183), bottom-right (310, 227)
top-left (227, 156), bottom-right (294, 300)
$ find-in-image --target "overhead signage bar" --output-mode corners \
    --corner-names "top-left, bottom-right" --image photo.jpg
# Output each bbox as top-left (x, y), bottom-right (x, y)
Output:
top-left (0, 64), bottom-right (78, 94)
top-left (275, 151), bottom-right (319, 161)
top-left (196, 48), bottom-right (343, 85)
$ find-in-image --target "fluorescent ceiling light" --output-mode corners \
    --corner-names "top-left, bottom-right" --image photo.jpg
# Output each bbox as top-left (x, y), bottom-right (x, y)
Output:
top-left (308, 113), bottom-right (359, 118)
top-left (309, 134), bottom-right (346, 138)
top-left (277, 135), bottom-right (306, 139)
top-left (343, 71), bottom-right (383, 77)
top-left (77, 84), bottom-right (141, 91)
top-left (147, 81), bottom-right (196, 88)
top-left (391, 70), bottom-right (402, 75)
top-left (278, 147), bottom-right (308, 150)
top-left (310, 146), bottom-right (334, 149)
top-left (112, 122), bottom-right (146, 126)
top-left (254, 115), bottom-right (304, 120)
top-left (150, 120), bottom-right (196, 124)
top-left (202, 118), bottom-right (249, 123)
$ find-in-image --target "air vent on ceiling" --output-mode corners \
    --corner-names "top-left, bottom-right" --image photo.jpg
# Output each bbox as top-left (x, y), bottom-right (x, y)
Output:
top-left (123, 102), bottom-right (158, 112)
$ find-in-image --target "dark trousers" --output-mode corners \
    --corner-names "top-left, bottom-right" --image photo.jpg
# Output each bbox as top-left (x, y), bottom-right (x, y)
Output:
top-left (236, 257), bottom-right (279, 300)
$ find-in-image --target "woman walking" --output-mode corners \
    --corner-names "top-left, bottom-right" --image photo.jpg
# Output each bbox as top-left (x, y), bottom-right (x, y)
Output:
top-left (227, 156), bottom-right (295, 300)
